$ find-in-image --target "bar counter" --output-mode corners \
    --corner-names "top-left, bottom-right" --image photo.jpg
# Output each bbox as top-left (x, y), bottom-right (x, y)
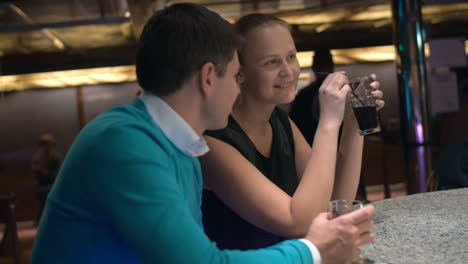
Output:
top-left (363, 188), bottom-right (468, 264)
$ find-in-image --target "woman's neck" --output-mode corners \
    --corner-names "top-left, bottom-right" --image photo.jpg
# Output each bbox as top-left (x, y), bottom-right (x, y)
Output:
top-left (232, 97), bottom-right (276, 133)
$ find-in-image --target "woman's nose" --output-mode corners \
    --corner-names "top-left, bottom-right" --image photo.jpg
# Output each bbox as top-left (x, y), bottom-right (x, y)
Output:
top-left (279, 60), bottom-right (293, 77)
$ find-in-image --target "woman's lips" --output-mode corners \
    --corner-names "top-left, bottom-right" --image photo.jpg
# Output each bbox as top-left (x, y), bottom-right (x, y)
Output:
top-left (274, 81), bottom-right (295, 89)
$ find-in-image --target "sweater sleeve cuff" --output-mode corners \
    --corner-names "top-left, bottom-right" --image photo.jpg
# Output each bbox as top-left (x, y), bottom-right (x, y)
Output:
top-left (299, 239), bottom-right (322, 264)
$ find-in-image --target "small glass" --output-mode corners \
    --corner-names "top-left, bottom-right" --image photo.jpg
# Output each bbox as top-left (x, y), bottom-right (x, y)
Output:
top-left (349, 77), bottom-right (381, 136)
top-left (329, 200), bottom-right (375, 264)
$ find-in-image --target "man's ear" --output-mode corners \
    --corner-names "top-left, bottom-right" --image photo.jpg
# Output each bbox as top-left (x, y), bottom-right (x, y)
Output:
top-left (237, 69), bottom-right (245, 85)
top-left (198, 62), bottom-right (216, 97)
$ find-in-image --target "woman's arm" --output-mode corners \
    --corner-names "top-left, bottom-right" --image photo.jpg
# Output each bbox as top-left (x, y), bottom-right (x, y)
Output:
top-left (201, 124), bottom-right (338, 238)
top-left (201, 72), bottom-right (350, 238)
top-left (331, 114), bottom-right (363, 201)
top-left (331, 74), bottom-right (384, 201)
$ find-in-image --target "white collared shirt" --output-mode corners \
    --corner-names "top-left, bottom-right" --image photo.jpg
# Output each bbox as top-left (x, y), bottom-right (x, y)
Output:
top-left (140, 92), bottom-right (209, 157)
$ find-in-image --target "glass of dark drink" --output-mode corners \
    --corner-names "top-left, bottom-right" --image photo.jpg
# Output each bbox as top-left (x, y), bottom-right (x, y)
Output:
top-left (349, 77), bottom-right (380, 136)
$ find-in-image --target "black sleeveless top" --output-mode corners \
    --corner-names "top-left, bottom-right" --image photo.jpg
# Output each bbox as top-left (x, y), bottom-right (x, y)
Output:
top-left (202, 107), bottom-right (299, 250)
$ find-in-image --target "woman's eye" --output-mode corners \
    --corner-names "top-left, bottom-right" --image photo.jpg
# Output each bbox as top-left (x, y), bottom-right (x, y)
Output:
top-left (288, 54), bottom-right (296, 60)
top-left (265, 59), bottom-right (277, 66)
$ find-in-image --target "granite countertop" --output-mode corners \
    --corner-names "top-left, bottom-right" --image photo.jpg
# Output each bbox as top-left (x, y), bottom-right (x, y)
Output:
top-left (362, 188), bottom-right (468, 264)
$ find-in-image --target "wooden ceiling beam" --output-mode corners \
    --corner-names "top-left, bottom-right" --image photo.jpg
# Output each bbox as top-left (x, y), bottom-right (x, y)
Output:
top-left (126, 0), bottom-right (163, 40)
top-left (1, 44), bottom-right (137, 75)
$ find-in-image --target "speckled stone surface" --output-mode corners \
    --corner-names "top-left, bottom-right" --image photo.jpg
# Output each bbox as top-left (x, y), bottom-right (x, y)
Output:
top-left (362, 188), bottom-right (468, 264)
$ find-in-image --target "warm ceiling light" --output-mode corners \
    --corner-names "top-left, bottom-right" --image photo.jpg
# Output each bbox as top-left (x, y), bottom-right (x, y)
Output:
top-left (0, 65), bottom-right (136, 92)
top-left (280, 9), bottom-right (349, 24)
top-left (297, 40), bottom-right (468, 67)
top-left (373, 19), bottom-right (390, 28)
top-left (279, 3), bottom-right (468, 25)
top-left (1, 41), bottom-right (466, 92)
top-left (296, 46), bottom-right (396, 67)
top-left (422, 3), bottom-right (468, 16)
top-left (346, 4), bottom-right (391, 22)
top-left (296, 51), bottom-right (314, 67)
top-left (278, 4), bottom-right (391, 24)
top-left (315, 23), bottom-right (332, 33)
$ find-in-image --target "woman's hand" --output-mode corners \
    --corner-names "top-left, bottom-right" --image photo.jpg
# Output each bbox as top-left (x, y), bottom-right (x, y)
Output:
top-left (368, 74), bottom-right (385, 110)
top-left (344, 74), bottom-right (385, 121)
top-left (318, 72), bottom-right (351, 128)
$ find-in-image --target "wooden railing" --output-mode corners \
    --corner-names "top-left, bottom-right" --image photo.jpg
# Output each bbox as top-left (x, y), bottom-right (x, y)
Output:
top-left (0, 185), bottom-right (52, 264)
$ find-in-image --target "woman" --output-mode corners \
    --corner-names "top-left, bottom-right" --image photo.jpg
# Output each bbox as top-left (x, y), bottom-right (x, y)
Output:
top-left (200, 14), bottom-right (384, 250)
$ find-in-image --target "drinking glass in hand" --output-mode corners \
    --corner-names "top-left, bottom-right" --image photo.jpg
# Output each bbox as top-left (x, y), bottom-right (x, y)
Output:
top-left (329, 200), bottom-right (375, 264)
top-left (349, 77), bottom-right (381, 136)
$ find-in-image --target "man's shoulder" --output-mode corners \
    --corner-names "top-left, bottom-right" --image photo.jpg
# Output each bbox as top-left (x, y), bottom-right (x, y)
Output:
top-left (87, 101), bottom-right (154, 133)
top-left (96, 100), bottom-right (149, 123)
top-left (76, 103), bottom-right (174, 156)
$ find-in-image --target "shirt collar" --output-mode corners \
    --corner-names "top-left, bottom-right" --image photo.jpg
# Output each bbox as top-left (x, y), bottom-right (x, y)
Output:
top-left (140, 92), bottom-right (209, 157)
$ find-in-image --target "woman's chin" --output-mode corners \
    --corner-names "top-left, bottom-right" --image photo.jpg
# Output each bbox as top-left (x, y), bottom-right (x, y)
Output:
top-left (280, 91), bottom-right (296, 105)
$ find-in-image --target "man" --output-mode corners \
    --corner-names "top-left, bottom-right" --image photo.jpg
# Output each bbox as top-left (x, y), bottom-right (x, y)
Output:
top-left (32, 4), bottom-right (375, 264)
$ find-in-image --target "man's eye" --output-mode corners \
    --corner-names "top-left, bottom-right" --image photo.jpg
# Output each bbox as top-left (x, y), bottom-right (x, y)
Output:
top-left (235, 73), bottom-right (242, 83)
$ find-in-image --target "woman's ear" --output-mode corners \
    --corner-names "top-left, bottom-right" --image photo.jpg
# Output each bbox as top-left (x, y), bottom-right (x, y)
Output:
top-left (198, 62), bottom-right (216, 97)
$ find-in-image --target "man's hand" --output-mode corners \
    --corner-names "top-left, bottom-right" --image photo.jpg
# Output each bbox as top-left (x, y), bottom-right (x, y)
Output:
top-left (305, 205), bottom-right (376, 264)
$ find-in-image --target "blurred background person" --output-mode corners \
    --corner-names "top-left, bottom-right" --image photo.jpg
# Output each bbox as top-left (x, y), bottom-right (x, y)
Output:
top-left (31, 133), bottom-right (62, 225)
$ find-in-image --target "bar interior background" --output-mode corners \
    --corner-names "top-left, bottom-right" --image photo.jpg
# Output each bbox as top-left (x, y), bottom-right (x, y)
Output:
top-left (0, 0), bottom-right (467, 222)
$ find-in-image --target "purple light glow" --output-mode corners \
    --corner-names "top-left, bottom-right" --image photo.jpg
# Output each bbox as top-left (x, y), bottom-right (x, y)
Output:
top-left (417, 146), bottom-right (427, 193)
top-left (415, 121), bottom-right (424, 144)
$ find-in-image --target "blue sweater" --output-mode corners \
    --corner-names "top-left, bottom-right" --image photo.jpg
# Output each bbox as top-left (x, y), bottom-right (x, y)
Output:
top-left (31, 98), bottom-right (313, 264)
